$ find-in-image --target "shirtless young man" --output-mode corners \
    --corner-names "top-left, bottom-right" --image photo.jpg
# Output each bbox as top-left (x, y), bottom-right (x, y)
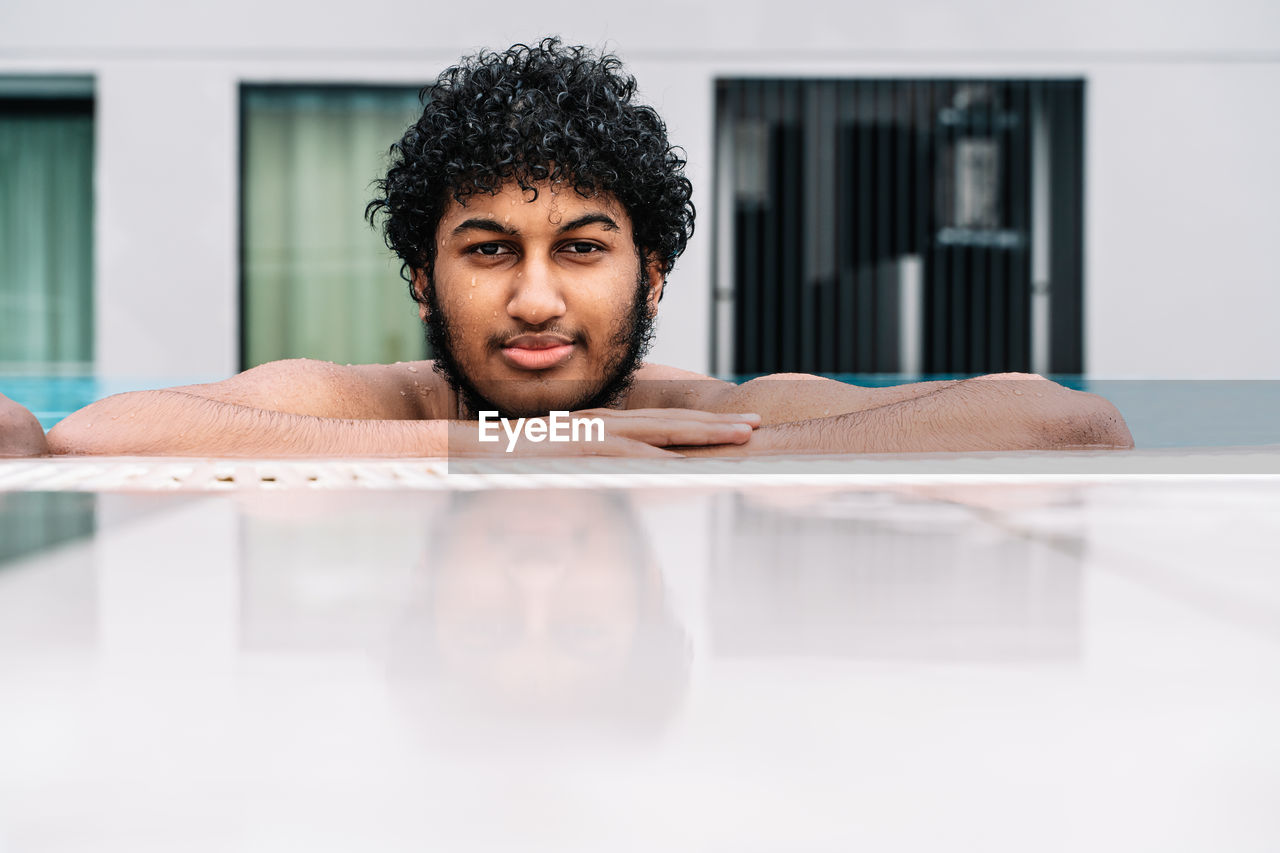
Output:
top-left (42, 38), bottom-right (1131, 459)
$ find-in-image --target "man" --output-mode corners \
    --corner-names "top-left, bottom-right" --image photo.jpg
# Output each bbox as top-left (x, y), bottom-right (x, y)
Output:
top-left (43, 38), bottom-right (1130, 458)
top-left (0, 394), bottom-right (46, 457)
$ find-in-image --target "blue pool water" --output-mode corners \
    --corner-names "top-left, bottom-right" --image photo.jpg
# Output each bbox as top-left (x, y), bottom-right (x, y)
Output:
top-left (1, 376), bottom-right (205, 432)
top-left (2, 374), bottom-right (1278, 449)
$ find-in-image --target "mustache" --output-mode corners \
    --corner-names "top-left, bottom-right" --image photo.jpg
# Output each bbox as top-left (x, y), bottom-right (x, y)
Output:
top-left (484, 326), bottom-right (590, 349)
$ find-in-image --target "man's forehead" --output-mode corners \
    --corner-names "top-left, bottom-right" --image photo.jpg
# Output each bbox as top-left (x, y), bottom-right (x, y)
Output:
top-left (439, 181), bottom-right (629, 231)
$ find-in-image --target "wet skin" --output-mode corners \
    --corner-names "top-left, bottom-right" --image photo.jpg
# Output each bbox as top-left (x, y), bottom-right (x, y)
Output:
top-left (414, 182), bottom-right (664, 419)
top-left (38, 184), bottom-right (1134, 456)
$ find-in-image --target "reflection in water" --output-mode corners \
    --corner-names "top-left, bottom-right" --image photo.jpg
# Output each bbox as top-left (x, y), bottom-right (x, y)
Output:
top-left (0, 491), bottom-right (97, 653)
top-left (239, 493), bottom-right (429, 653)
top-left (711, 487), bottom-right (1084, 660)
top-left (234, 482), bottom-right (1084, 747)
top-left (0, 491), bottom-right (95, 568)
top-left (394, 490), bottom-right (690, 741)
top-left (237, 490), bottom-right (690, 742)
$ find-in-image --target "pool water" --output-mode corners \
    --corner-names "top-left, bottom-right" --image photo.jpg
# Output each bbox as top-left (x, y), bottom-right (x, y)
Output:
top-left (1, 376), bottom-right (201, 432)
top-left (3, 374), bottom-right (1278, 449)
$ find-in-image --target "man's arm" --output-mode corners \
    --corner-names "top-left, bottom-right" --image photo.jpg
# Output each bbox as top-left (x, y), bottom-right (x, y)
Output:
top-left (45, 359), bottom-right (759, 457)
top-left (47, 389), bottom-right (460, 456)
top-left (0, 394), bottom-right (48, 457)
top-left (46, 359), bottom-right (432, 456)
top-left (685, 372), bottom-right (1133, 454)
top-left (631, 366), bottom-right (968, 425)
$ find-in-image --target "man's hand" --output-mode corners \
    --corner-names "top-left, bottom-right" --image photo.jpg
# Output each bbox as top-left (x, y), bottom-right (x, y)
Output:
top-left (453, 408), bottom-right (762, 457)
top-left (568, 408), bottom-right (760, 450)
top-left (684, 374), bottom-right (1133, 455)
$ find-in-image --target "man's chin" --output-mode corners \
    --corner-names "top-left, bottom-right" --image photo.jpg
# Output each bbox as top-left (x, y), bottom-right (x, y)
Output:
top-left (464, 379), bottom-right (616, 419)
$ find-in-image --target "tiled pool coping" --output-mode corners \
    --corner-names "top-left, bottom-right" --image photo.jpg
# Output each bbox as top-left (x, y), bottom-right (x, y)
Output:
top-left (3, 446), bottom-right (1278, 491)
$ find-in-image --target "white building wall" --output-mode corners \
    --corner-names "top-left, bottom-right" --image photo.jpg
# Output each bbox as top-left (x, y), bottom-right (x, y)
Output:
top-left (2, 0), bottom-right (1277, 379)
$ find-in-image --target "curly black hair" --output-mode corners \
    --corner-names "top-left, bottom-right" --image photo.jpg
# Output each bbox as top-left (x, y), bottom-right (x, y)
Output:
top-left (366, 37), bottom-right (695, 299)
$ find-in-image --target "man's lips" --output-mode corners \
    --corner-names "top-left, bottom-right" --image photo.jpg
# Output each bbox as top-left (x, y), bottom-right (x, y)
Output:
top-left (500, 334), bottom-right (576, 371)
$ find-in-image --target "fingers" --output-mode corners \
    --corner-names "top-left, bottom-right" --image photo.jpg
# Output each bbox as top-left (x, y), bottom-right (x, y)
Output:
top-left (644, 420), bottom-right (755, 447)
top-left (593, 439), bottom-right (683, 458)
top-left (578, 407), bottom-right (761, 426)
top-left (579, 412), bottom-right (758, 447)
top-left (517, 436), bottom-right (681, 458)
top-left (487, 409), bottom-right (762, 455)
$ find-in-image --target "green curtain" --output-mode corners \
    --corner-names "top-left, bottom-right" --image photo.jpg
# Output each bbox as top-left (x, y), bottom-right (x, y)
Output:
top-left (0, 106), bottom-right (94, 370)
top-left (242, 87), bottom-right (427, 368)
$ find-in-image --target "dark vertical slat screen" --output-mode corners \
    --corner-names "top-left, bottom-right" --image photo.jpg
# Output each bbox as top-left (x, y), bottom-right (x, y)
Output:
top-left (1049, 82), bottom-right (1085, 373)
top-left (761, 85), bottom-right (779, 372)
top-left (818, 84), bottom-right (838, 374)
top-left (836, 82), bottom-right (857, 374)
top-left (728, 80), bottom-right (751, 379)
top-left (854, 80), bottom-right (874, 371)
top-left (775, 83), bottom-right (791, 371)
top-left (924, 81), bottom-right (945, 375)
top-left (986, 83), bottom-right (1004, 371)
top-left (1007, 81), bottom-right (1029, 373)
top-left (722, 78), bottom-right (1083, 377)
top-left (974, 79), bottom-right (991, 372)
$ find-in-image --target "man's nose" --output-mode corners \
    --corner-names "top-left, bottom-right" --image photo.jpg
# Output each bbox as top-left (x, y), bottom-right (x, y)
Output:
top-left (506, 256), bottom-right (566, 326)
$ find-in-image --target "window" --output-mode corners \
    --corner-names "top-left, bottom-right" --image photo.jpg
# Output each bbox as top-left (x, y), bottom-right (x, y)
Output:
top-left (240, 85), bottom-right (426, 369)
top-left (0, 78), bottom-right (94, 372)
top-left (715, 79), bottom-right (1085, 376)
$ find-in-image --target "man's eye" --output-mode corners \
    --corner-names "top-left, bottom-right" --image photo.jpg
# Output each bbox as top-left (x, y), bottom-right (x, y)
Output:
top-left (471, 243), bottom-right (511, 256)
top-left (563, 242), bottom-right (601, 255)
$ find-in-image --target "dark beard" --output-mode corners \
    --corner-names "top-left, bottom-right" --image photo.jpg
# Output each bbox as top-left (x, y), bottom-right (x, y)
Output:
top-left (422, 267), bottom-right (656, 420)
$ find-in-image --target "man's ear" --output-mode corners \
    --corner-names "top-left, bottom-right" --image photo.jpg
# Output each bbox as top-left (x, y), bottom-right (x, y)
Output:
top-left (644, 256), bottom-right (665, 318)
top-left (411, 269), bottom-right (430, 322)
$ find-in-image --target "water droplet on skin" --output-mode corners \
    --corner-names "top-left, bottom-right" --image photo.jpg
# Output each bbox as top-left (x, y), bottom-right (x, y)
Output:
top-left (400, 391), bottom-right (406, 396)
top-left (407, 365), bottom-right (417, 373)
top-left (468, 294), bottom-right (472, 299)
top-left (1014, 390), bottom-right (1023, 395)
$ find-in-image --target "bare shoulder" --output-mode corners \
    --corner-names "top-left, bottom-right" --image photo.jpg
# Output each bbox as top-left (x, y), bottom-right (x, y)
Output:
top-left (625, 363), bottom-right (735, 410)
top-left (0, 393), bottom-right (48, 457)
top-left (170, 358), bottom-right (450, 420)
top-left (347, 361), bottom-right (453, 419)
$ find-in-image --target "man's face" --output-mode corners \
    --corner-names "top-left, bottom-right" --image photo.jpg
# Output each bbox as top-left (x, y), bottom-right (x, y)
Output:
top-left (415, 181), bottom-right (663, 419)
top-left (432, 490), bottom-right (645, 701)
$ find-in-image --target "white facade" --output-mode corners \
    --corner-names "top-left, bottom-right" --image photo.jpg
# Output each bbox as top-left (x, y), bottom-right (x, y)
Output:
top-left (2, 0), bottom-right (1277, 379)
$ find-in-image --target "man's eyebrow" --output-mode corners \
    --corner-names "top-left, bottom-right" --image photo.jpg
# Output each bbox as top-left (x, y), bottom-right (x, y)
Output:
top-left (558, 213), bottom-right (619, 234)
top-left (450, 217), bottom-right (518, 237)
